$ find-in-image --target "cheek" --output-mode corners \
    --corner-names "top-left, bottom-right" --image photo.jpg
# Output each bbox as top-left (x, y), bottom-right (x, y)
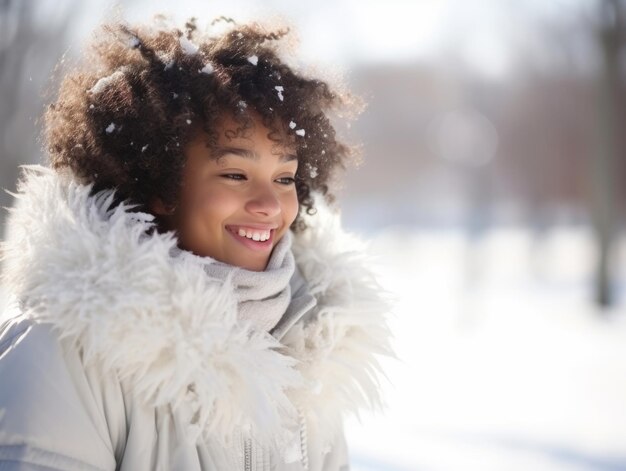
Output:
top-left (187, 183), bottom-right (231, 213)
top-left (189, 191), bottom-right (215, 215)
top-left (180, 184), bottom-right (235, 231)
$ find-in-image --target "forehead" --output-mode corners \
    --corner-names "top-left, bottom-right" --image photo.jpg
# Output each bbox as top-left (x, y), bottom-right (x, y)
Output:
top-left (214, 113), bottom-right (296, 153)
top-left (184, 111), bottom-right (300, 166)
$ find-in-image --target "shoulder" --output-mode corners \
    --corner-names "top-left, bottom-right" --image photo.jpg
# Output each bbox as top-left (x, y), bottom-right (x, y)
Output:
top-left (0, 313), bottom-right (63, 374)
top-left (0, 311), bottom-right (92, 384)
top-left (0, 312), bottom-right (123, 469)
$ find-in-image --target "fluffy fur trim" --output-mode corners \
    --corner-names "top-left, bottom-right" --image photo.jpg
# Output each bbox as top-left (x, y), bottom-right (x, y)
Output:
top-left (283, 204), bottom-right (396, 448)
top-left (0, 165), bottom-right (395, 451)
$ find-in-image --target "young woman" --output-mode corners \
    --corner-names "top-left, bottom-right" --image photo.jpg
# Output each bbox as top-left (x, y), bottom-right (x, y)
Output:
top-left (0, 16), bottom-right (394, 471)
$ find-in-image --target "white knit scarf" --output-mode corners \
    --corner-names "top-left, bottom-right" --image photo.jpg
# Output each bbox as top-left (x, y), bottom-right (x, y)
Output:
top-left (170, 231), bottom-right (296, 332)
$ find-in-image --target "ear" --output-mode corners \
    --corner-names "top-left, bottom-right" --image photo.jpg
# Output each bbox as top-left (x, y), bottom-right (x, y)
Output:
top-left (149, 196), bottom-right (176, 216)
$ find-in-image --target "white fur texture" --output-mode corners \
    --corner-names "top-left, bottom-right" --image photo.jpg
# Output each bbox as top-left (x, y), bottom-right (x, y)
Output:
top-left (0, 165), bottom-right (395, 453)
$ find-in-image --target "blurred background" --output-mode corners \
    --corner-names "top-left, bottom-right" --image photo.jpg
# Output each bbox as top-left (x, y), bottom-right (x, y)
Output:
top-left (1, 0), bottom-right (625, 469)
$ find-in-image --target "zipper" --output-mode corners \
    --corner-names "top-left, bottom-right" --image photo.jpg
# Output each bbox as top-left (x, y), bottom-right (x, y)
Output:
top-left (242, 410), bottom-right (309, 471)
top-left (298, 407), bottom-right (309, 471)
top-left (244, 436), bottom-right (252, 471)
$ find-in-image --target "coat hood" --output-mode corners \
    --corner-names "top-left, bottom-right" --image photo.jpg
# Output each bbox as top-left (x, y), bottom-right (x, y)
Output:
top-left (0, 165), bottom-right (395, 454)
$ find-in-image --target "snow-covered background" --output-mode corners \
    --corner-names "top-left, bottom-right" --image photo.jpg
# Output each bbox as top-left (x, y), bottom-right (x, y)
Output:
top-left (1, 1), bottom-right (625, 469)
top-left (344, 226), bottom-right (626, 471)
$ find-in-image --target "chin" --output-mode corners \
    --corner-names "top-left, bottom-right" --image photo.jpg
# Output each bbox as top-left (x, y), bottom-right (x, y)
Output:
top-left (247, 260), bottom-right (269, 272)
top-left (229, 255), bottom-right (268, 272)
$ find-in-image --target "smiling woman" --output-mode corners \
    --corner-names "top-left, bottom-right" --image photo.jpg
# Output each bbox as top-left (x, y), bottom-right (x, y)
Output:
top-left (0, 14), bottom-right (394, 471)
top-left (154, 113), bottom-right (300, 271)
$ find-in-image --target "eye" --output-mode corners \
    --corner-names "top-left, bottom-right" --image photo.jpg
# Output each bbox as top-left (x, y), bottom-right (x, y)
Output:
top-left (220, 173), bottom-right (247, 181)
top-left (275, 176), bottom-right (296, 185)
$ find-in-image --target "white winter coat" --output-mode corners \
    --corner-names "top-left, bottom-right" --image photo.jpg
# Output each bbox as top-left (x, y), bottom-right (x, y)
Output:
top-left (0, 165), bottom-right (394, 471)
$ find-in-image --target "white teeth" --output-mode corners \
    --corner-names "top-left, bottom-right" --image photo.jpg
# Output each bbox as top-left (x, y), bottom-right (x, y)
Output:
top-left (235, 227), bottom-right (271, 242)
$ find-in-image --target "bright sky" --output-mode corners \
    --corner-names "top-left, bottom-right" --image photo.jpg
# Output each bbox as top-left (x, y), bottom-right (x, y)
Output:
top-left (66, 0), bottom-right (590, 80)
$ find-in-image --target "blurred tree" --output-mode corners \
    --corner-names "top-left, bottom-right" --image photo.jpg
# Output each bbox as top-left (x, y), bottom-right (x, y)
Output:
top-left (592, 0), bottom-right (624, 308)
top-left (0, 0), bottom-right (82, 239)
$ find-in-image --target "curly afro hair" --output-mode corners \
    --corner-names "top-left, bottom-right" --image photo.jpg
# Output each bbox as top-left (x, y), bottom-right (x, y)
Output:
top-left (44, 16), bottom-right (360, 232)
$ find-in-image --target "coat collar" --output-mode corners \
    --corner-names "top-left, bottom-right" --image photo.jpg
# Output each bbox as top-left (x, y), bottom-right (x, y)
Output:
top-left (1, 164), bottom-right (394, 451)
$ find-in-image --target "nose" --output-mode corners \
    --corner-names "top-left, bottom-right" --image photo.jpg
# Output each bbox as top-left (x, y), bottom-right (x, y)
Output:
top-left (245, 183), bottom-right (281, 218)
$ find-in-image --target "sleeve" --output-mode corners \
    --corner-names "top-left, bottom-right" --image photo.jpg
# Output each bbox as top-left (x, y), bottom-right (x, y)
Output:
top-left (303, 420), bottom-right (350, 471)
top-left (0, 315), bottom-right (121, 471)
top-left (321, 425), bottom-right (350, 471)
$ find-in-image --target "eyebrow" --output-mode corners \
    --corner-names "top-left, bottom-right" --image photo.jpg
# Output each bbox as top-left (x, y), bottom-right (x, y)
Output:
top-left (213, 146), bottom-right (298, 163)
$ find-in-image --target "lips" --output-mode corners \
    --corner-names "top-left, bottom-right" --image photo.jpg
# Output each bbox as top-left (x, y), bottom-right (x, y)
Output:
top-left (226, 224), bottom-right (278, 231)
top-left (229, 225), bottom-right (271, 242)
top-left (225, 225), bottom-right (276, 252)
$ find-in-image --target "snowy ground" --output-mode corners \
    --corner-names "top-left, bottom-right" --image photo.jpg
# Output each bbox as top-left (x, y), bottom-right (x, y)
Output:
top-left (345, 226), bottom-right (626, 471)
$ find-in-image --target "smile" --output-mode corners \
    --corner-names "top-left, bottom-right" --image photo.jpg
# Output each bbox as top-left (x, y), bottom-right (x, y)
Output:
top-left (236, 227), bottom-right (271, 241)
top-left (225, 225), bottom-right (275, 252)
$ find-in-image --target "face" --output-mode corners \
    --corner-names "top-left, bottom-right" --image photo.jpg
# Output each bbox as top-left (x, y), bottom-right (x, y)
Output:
top-left (154, 114), bottom-right (299, 271)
